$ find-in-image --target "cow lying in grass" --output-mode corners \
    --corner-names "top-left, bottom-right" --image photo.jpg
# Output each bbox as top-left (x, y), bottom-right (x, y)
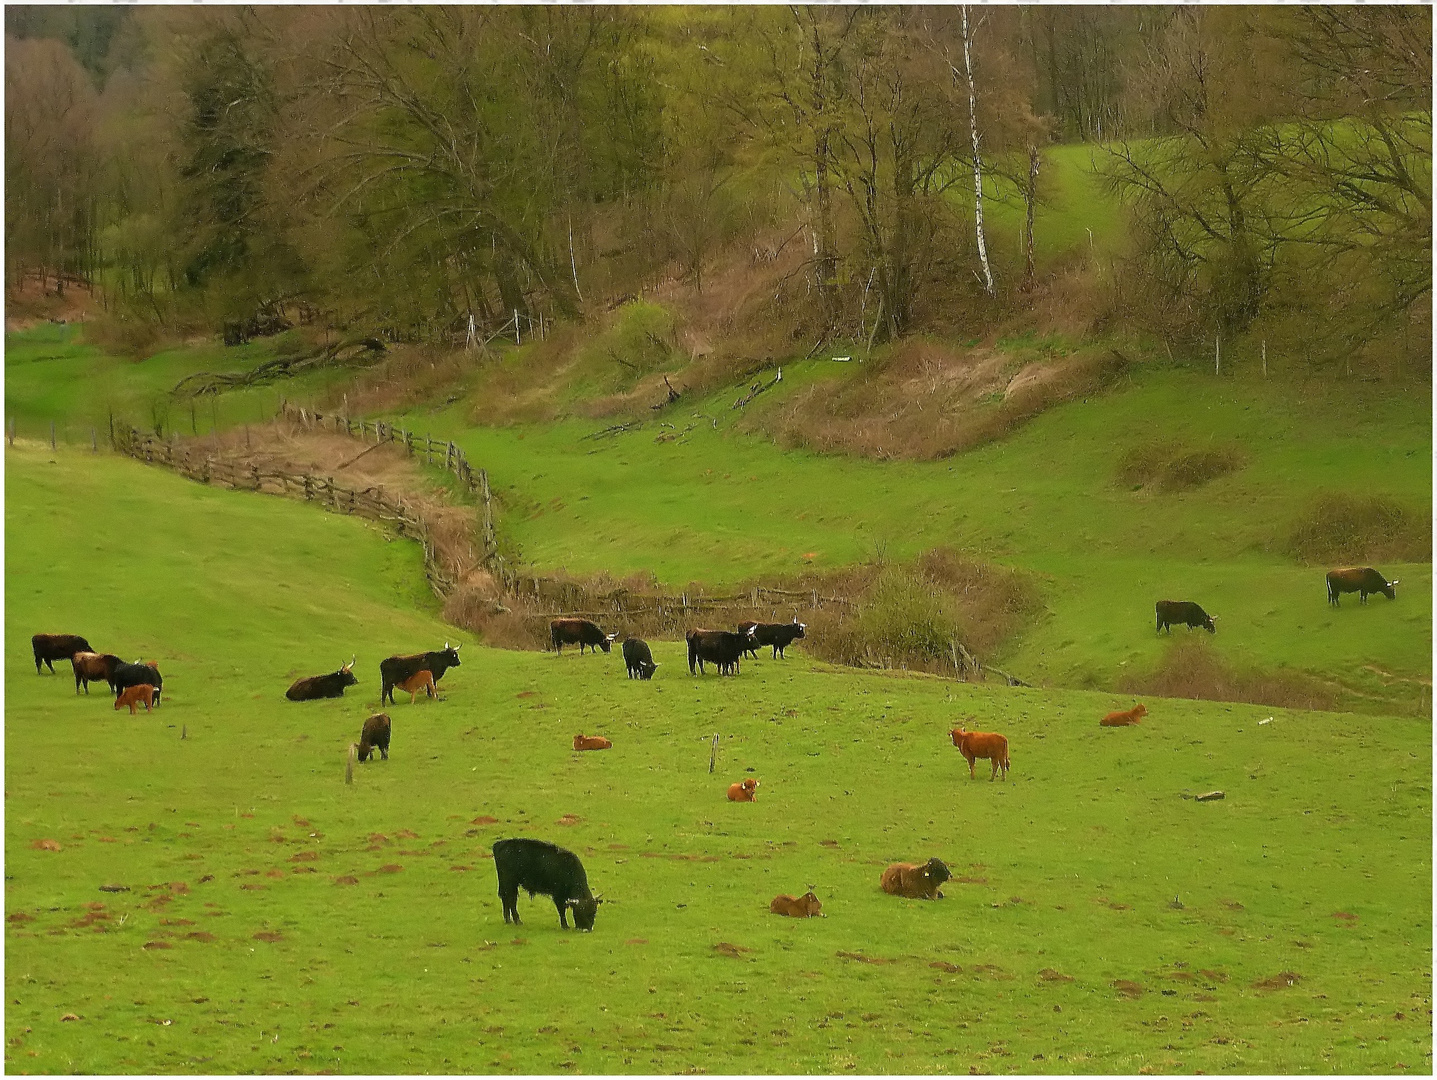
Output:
top-left (114, 684), bottom-right (157, 714)
top-left (573, 734), bottom-right (612, 751)
top-left (727, 778), bottom-right (759, 802)
top-left (880, 858), bottom-right (951, 900)
top-left (1102, 703), bottom-right (1147, 726)
top-left (770, 891), bottom-right (823, 917)
top-left (395, 669), bottom-right (438, 704)
top-left (358, 713), bottom-right (391, 762)
top-left (286, 657), bottom-right (358, 701)
top-left (950, 725), bottom-right (1010, 780)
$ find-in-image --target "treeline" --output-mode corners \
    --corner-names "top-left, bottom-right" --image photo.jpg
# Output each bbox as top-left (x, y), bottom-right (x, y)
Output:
top-left (5, 5), bottom-right (1430, 364)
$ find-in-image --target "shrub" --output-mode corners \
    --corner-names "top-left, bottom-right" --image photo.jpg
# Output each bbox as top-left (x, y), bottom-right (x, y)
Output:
top-left (1118, 637), bottom-right (1335, 711)
top-left (1286, 492), bottom-right (1431, 565)
top-left (1116, 442), bottom-right (1245, 491)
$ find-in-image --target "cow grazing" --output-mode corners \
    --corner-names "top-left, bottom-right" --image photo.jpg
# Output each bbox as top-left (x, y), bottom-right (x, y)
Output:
top-left (357, 713), bottom-right (391, 762)
top-left (727, 777), bottom-right (760, 802)
top-left (285, 657), bottom-right (358, 701)
top-left (114, 684), bottom-right (157, 715)
top-left (739, 619), bottom-right (807, 659)
top-left (33, 633), bottom-right (92, 675)
top-left (1326, 566), bottom-right (1398, 607)
top-left (492, 838), bottom-right (602, 931)
top-left (622, 637), bottom-right (658, 680)
top-left (550, 619), bottom-right (618, 655)
top-left (770, 891), bottom-right (823, 918)
top-left (71, 652), bottom-right (121, 695)
top-left (687, 629), bottom-right (746, 675)
top-left (573, 734), bottom-right (612, 751)
top-left (395, 669), bottom-right (438, 704)
top-left (112, 660), bottom-right (163, 705)
top-left (950, 726), bottom-right (1010, 781)
top-left (1102, 703), bottom-right (1148, 727)
top-left (379, 642), bottom-right (460, 705)
top-left (1155, 600), bottom-right (1217, 634)
top-left (880, 858), bottom-right (952, 900)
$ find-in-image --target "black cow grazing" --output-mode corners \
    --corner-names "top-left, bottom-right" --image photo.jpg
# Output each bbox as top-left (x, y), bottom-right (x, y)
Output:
top-left (357, 713), bottom-right (392, 762)
top-left (1327, 566), bottom-right (1399, 607)
top-left (112, 660), bottom-right (163, 704)
top-left (71, 652), bottom-right (122, 695)
top-left (286, 657), bottom-right (358, 701)
top-left (492, 838), bottom-right (602, 931)
top-left (622, 637), bottom-right (658, 680)
top-left (550, 618), bottom-right (618, 654)
top-left (33, 633), bottom-right (92, 675)
top-left (740, 619), bottom-right (807, 659)
top-left (687, 629), bottom-right (746, 675)
top-left (379, 642), bottom-right (461, 706)
top-left (1155, 600), bottom-right (1217, 634)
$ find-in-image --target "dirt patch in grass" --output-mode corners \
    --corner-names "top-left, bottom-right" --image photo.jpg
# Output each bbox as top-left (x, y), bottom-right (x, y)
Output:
top-left (1116, 442), bottom-right (1245, 492)
top-left (1119, 637), bottom-right (1335, 712)
top-left (1252, 971), bottom-right (1302, 991)
top-left (1285, 492), bottom-right (1431, 565)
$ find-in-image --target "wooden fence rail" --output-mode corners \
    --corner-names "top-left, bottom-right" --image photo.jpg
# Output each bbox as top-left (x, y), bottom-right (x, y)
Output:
top-left (114, 426), bottom-right (455, 599)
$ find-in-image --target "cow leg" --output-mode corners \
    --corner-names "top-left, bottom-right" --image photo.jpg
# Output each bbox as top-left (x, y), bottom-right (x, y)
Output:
top-left (44, 659), bottom-right (55, 674)
top-left (555, 897), bottom-right (570, 928)
top-left (966, 756), bottom-right (976, 780)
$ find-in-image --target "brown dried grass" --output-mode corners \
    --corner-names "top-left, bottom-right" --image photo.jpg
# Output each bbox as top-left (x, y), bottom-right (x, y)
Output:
top-left (1118, 637), bottom-right (1335, 712)
top-left (1285, 492), bottom-right (1431, 566)
top-left (1116, 442), bottom-right (1246, 492)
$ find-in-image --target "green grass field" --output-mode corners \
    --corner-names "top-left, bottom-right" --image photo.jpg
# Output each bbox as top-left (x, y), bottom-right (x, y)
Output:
top-left (382, 363), bottom-right (1430, 715)
top-left (6, 444), bottom-right (1431, 1073)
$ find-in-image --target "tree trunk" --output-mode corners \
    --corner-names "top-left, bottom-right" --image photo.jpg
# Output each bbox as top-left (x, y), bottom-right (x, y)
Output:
top-left (962, 7), bottom-right (995, 297)
top-left (1022, 145), bottom-right (1040, 292)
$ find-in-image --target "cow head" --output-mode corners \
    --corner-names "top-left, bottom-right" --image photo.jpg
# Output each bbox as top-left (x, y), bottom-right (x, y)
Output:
top-left (1384, 578), bottom-right (1399, 600)
top-left (924, 858), bottom-right (952, 885)
top-left (743, 778), bottom-right (759, 793)
top-left (639, 660), bottom-right (657, 680)
top-left (800, 890), bottom-right (823, 916)
top-left (950, 727), bottom-right (967, 746)
top-left (440, 642), bottom-right (462, 667)
top-left (1203, 614), bottom-right (1217, 633)
top-left (339, 656), bottom-right (359, 687)
top-left (567, 895), bottom-right (601, 932)
top-left (601, 633), bottom-right (617, 654)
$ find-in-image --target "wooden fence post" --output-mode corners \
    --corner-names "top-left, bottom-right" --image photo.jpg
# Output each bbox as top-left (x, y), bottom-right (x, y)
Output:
top-left (50, 420), bottom-right (56, 451)
top-left (7, 417), bottom-right (13, 448)
top-left (303, 474), bottom-right (312, 500)
top-left (251, 464), bottom-right (261, 491)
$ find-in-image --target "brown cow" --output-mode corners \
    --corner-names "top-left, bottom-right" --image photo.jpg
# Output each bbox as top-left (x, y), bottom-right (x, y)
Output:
top-left (880, 858), bottom-right (951, 900)
top-left (114, 684), bottom-right (157, 714)
top-left (1102, 703), bottom-right (1147, 727)
top-left (573, 734), bottom-right (612, 751)
top-left (727, 778), bottom-right (759, 802)
top-left (395, 669), bottom-right (437, 704)
top-left (71, 652), bottom-right (121, 695)
top-left (950, 725), bottom-right (1010, 781)
top-left (770, 891), bottom-right (823, 917)
top-left (33, 633), bottom-right (92, 675)
top-left (358, 713), bottom-right (392, 762)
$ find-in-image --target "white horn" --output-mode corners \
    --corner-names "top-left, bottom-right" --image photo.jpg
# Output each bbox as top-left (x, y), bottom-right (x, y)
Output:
top-left (444, 641), bottom-right (450, 649)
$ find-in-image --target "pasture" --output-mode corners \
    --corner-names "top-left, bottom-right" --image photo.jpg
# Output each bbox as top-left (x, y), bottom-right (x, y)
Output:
top-left (6, 444), bottom-right (1430, 1074)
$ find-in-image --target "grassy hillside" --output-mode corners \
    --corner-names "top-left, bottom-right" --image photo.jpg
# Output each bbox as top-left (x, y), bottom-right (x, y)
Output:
top-left (386, 363), bottom-right (1430, 714)
top-left (6, 444), bottom-right (1430, 1074)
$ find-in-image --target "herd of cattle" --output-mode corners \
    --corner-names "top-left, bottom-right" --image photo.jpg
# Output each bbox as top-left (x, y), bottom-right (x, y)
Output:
top-left (28, 562), bottom-right (1401, 932)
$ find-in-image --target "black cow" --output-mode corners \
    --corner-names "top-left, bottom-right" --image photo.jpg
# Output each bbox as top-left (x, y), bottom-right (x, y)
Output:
top-left (1155, 600), bottom-right (1216, 634)
top-left (357, 713), bottom-right (391, 762)
top-left (33, 633), bottom-right (92, 675)
top-left (379, 642), bottom-right (461, 706)
top-left (1326, 566), bottom-right (1399, 607)
top-left (492, 838), bottom-right (602, 931)
top-left (112, 660), bottom-right (163, 704)
top-left (622, 637), bottom-right (658, 680)
top-left (286, 657), bottom-right (358, 701)
top-left (739, 619), bottom-right (807, 659)
top-left (687, 629), bottom-right (745, 675)
top-left (550, 618), bottom-right (617, 654)
top-left (71, 652), bottom-right (121, 695)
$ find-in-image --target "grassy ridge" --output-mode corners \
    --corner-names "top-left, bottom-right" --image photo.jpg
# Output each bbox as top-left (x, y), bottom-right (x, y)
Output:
top-left (399, 364), bottom-right (1431, 713)
top-left (6, 445), bottom-right (1431, 1073)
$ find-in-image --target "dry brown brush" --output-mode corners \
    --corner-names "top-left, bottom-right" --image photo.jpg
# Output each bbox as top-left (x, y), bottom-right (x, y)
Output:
top-left (1118, 637), bottom-right (1335, 712)
top-left (1115, 441), bottom-right (1246, 492)
top-left (1285, 492), bottom-right (1431, 565)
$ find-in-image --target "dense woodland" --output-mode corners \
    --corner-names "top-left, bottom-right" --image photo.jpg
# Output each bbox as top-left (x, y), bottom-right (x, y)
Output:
top-left (5, 5), bottom-right (1431, 374)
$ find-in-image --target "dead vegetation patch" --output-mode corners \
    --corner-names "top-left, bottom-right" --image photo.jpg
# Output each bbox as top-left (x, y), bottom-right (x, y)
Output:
top-left (1285, 491), bottom-right (1431, 565)
top-left (760, 346), bottom-right (1129, 460)
top-left (1116, 442), bottom-right (1246, 492)
top-left (1119, 637), bottom-right (1335, 712)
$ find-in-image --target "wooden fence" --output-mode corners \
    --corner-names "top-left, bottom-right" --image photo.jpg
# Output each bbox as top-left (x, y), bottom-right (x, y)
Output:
top-left (113, 426), bottom-right (457, 598)
top-left (277, 402), bottom-right (495, 558)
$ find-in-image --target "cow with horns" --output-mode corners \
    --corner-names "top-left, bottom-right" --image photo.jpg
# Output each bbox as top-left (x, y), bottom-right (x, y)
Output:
top-left (1326, 567), bottom-right (1398, 607)
top-left (550, 619), bottom-right (618, 654)
top-left (379, 643), bottom-right (461, 706)
top-left (286, 657), bottom-right (358, 701)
